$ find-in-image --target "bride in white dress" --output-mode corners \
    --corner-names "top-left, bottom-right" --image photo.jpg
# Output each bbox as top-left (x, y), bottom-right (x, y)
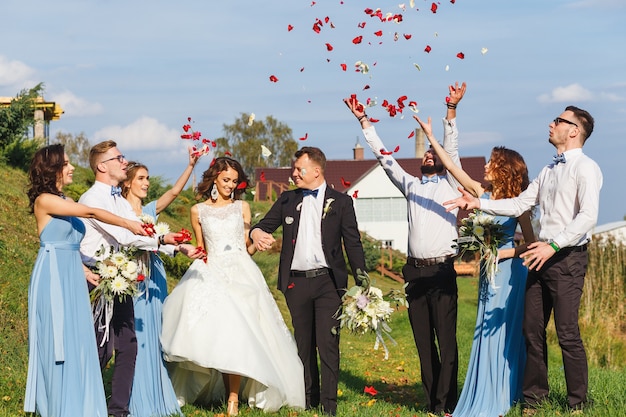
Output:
top-left (160, 157), bottom-right (305, 416)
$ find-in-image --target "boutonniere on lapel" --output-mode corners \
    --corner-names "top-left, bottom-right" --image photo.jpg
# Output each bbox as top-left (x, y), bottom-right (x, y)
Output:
top-left (285, 216), bottom-right (294, 225)
top-left (296, 202), bottom-right (302, 212)
top-left (322, 198), bottom-right (335, 220)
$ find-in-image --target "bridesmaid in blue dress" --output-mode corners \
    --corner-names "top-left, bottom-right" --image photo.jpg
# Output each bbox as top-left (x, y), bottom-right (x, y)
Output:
top-left (24, 144), bottom-right (146, 417)
top-left (122, 148), bottom-right (201, 417)
top-left (416, 116), bottom-right (535, 417)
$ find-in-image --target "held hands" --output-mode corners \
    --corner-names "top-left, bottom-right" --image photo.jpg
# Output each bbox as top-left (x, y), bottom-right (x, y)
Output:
top-left (251, 229), bottom-right (276, 252)
top-left (519, 241), bottom-right (556, 271)
top-left (177, 243), bottom-right (207, 260)
top-left (443, 187), bottom-right (480, 212)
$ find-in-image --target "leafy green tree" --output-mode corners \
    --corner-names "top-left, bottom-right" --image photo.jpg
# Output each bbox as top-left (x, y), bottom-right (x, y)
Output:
top-left (0, 83), bottom-right (45, 169)
top-left (54, 131), bottom-right (91, 167)
top-left (221, 113), bottom-right (298, 178)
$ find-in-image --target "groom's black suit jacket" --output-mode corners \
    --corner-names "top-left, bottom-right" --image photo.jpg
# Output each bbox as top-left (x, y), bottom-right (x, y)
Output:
top-left (252, 187), bottom-right (366, 293)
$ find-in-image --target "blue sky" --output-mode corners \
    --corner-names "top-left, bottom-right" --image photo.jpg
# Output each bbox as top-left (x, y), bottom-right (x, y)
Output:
top-left (1, 0), bottom-right (624, 225)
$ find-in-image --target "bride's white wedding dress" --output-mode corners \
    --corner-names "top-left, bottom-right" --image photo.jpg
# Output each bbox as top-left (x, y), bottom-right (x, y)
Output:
top-left (160, 201), bottom-right (305, 411)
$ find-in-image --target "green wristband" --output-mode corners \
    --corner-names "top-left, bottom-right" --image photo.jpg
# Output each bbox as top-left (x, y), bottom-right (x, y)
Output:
top-left (549, 241), bottom-right (560, 252)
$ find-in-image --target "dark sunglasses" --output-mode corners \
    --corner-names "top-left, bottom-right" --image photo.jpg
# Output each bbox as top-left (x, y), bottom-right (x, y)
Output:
top-left (553, 117), bottom-right (578, 127)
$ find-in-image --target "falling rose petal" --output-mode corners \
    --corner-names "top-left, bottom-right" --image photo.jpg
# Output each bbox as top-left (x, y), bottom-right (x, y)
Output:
top-left (183, 124), bottom-right (191, 132)
top-left (224, 151), bottom-right (232, 157)
top-left (369, 117), bottom-right (379, 123)
top-left (481, 47), bottom-right (489, 55)
top-left (330, 22), bottom-right (336, 29)
top-left (187, 117), bottom-right (192, 122)
top-left (324, 16), bottom-right (330, 23)
top-left (364, 386), bottom-right (378, 396)
top-left (313, 23), bottom-right (321, 33)
top-left (450, 0), bottom-right (456, 3)
top-left (374, 30), bottom-right (383, 37)
top-left (380, 148), bottom-right (393, 155)
top-left (269, 75), bottom-right (279, 82)
top-left (358, 21), bottom-right (366, 28)
top-left (261, 144), bottom-right (272, 157)
top-left (403, 33), bottom-right (412, 40)
top-left (352, 190), bottom-right (359, 198)
top-left (311, 1), bottom-right (315, 5)
top-left (326, 43), bottom-right (333, 51)
top-left (393, 145), bottom-right (400, 153)
top-left (299, 133), bottom-right (308, 141)
top-left (341, 177), bottom-right (351, 187)
top-left (414, 63), bottom-right (421, 71)
top-left (445, 96), bottom-right (451, 103)
top-left (363, 84), bottom-right (370, 90)
top-left (288, 24), bottom-right (294, 31)
top-left (211, 141), bottom-right (216, 147)
top-left (399, 3), bottom-right (406, 10)
top-left (260, 171), bottom-right (266, 181)
top-left (424, 45), bottom-right (432, 53)
top-left (457, 52), bottom-right (465, 59)
top-left (431, 2), bottom-right (438, 13)
top-left (300, 67), bottom-right (305, 72)
top-left (445, 64), bottom-right (450, 71)
top-left (340, 63), bottom-right (347, 71)
top-left (352, 35), bottom-right (363, 44)
top-left (410, 0), bottom-right (415, 7)
top-left (408, 130), bottom-right (415, 138)
top-left (236, 181), bottom-right (247, 190)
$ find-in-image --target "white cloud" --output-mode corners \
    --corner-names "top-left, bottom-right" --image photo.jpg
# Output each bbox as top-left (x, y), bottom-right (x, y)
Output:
top-left (50, 90), bottom-right (104, 116)
top-left (598, 92), bottom-right (624, 102)
top-left (93, 117), bottom-right (181, 151)
top-left (568, 0), bottom-right (626, 9)
top-left (537, 83), bottom-right (594, 103)
top-left (0, 55), bottom-right (36, 89)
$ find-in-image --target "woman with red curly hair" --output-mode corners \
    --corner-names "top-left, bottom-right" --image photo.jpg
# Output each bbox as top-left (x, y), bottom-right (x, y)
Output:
top-left (416, 116), bottom-right (535, 417)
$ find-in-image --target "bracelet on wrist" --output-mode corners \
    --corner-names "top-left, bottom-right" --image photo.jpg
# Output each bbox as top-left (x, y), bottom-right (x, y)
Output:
top-left (446, 102), bottom-right (457, 109)
top-left (358, 114), bottom-right (368, 121)
top-left (549, 241), bottom-right (560, 252)
top-left (158, 235), bottom-right (165, 246)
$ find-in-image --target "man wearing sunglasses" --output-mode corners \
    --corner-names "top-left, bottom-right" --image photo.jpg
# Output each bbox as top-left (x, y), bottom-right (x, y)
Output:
top-left (78, 140), bottom-right (187, 417)
top-left (443, 106), bottom-right (601, 414)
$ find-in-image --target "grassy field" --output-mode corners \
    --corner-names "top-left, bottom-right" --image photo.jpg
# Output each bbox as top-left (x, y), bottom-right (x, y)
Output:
top-left (1, 164), bottom-right (625, 417)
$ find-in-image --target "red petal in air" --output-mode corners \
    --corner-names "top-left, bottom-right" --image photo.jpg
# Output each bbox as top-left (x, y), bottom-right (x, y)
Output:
top-left (340, 63), bottom-right (347, 71)
top-left (236, 181), bottom-right (247, 190)
top-left (404, 33), bottom-right (412, 40)
top-left (299, 133), bottom-right (308, 141)
top-left (358, 21), bottom-right (366, 28)
top-left (324, 16), bottom-right (330, 23)
top-left (269, 75), bottom-right (279, 82)
top-left (341, 177), bottom-right (351, 187)
top-left (187, 117), bottom-right (192, 122)
top-left (352, 36), bottom-right (363, 44)
top-left (393, 145), bottom-right (400, 153)
top-left (408, 130), bottom-right (415, 138)
top-left (424, 45), bottom-right (432, 53)
top-left (363, 85), bottom-right (370, 90)
top-left (380, 148), bottom-right (392, 155)
top-left (224, 151), bottom-right (232, 157)
top-left (352, 190), bottom-right (359, 198)
top-left (300, 67), bottom-right (305, 72)
top-left (369, 118), bottom-right (379, 123)
top-left (313, 23), bottom-right (321, 33)
top-left (288, 24), bottom-right (294, 31)
top-left (260, 171), bottom-right (266, 182)
top-left (374, 30), bottom-right (383, 37)
top-left (431, 3), bottom-right (438, 13)
top-left (325, 43), bottom-right (333, 51)
top-left (457, 52), bottom-right (465, 59)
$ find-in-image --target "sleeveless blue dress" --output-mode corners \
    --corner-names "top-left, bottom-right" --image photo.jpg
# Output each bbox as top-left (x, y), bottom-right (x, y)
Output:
top-left (24, 216), bottom-right (107, 416)
top-left (453, 214), bottom-right (528, 417)
top-left (129, 201), bottom-right (182, 417)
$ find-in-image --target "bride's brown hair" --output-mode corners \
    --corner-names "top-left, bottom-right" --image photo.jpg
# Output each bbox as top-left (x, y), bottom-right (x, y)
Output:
top-left (27, 144), bottom-right (66, 212)
top-left (196, 157), bottom-right (249, 201)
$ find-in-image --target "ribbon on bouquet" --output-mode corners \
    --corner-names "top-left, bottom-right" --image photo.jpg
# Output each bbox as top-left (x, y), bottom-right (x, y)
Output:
top-left (92, 295), bottom-right (113, 347)
top-left (482, 248), bottom-right (500, 289)
top-left (373, 322), bottom-right (397, 360)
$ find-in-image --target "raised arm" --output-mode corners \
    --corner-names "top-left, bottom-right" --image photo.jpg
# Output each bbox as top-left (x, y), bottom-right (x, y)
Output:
top-left (414, 115), bottom-right (484, 198)
top-left (155, 147), bottom-right (199, 214)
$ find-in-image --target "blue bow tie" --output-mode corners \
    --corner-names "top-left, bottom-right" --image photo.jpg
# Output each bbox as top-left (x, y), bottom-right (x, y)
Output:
top-left (111, 186), bottom-right (122, 197)
top-left (302, 189), bottom-right (319, 198)
top-left (421, 175), bottom-right (439, 184)
top-left (553, 153), bottom-right (567, 165)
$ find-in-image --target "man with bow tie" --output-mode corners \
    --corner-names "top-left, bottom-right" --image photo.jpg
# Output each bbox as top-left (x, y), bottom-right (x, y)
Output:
top-left (78, 140), bottom-right (184, 417)
top-left (250, 146), bottom-right (367, 416)
top-left (344, 82), bottom-right (466, 414)
top-left (443, 106), bottom-right (602, 413)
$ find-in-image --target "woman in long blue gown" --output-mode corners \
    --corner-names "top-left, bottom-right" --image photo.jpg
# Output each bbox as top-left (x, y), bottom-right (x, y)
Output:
top-left (24, 144), bottom-right (146, 417)
top-left (122, 150), bottom-right (200, 417)
top-left (416, 116), bottom-right (535, 417)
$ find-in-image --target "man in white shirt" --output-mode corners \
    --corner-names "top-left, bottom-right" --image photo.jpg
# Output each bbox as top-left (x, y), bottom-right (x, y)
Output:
top-left (344, 82), bottom-right (466, 414)
top-left (79, 140), bottom-right (190, 417)
top-left (443, 106), bottom-right (601, 413)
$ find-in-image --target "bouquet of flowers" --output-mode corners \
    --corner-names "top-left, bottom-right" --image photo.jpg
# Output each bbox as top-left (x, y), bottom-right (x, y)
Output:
top-left (454, 210), bottom-right (506, 287)
top-left (334, 269), bottom-right (408, 360)
top-left (138, 214), bottom-right (170, 237)
top-left (91, 244), bottom-right (148, 345)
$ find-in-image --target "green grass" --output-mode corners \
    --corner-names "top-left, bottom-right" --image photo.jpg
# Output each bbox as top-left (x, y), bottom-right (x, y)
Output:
top-left (1, 164), bottom-right (625, 417)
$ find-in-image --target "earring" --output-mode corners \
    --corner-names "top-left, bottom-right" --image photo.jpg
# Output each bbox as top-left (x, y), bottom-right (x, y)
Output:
top-left (211, 184), bottom-right (219, 200)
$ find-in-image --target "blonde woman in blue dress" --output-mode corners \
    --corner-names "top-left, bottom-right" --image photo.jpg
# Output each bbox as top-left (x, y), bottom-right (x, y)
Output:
top-left (161, 157), bottom-right (305, 416)
top-left (415, 115), bottom-right (535, 417)
top-left (25, 144), bottom-right (146, 417)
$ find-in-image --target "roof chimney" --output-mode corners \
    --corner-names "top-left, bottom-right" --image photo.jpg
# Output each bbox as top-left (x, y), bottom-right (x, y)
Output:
top-left (414, 128), bottom-right (425, 158)
top-left (353, 137), bottom-right (364, 161)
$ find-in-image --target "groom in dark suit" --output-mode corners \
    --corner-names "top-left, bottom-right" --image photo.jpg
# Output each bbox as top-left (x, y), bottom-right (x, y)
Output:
top-left (251, 146), bottom-right (367, 416)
